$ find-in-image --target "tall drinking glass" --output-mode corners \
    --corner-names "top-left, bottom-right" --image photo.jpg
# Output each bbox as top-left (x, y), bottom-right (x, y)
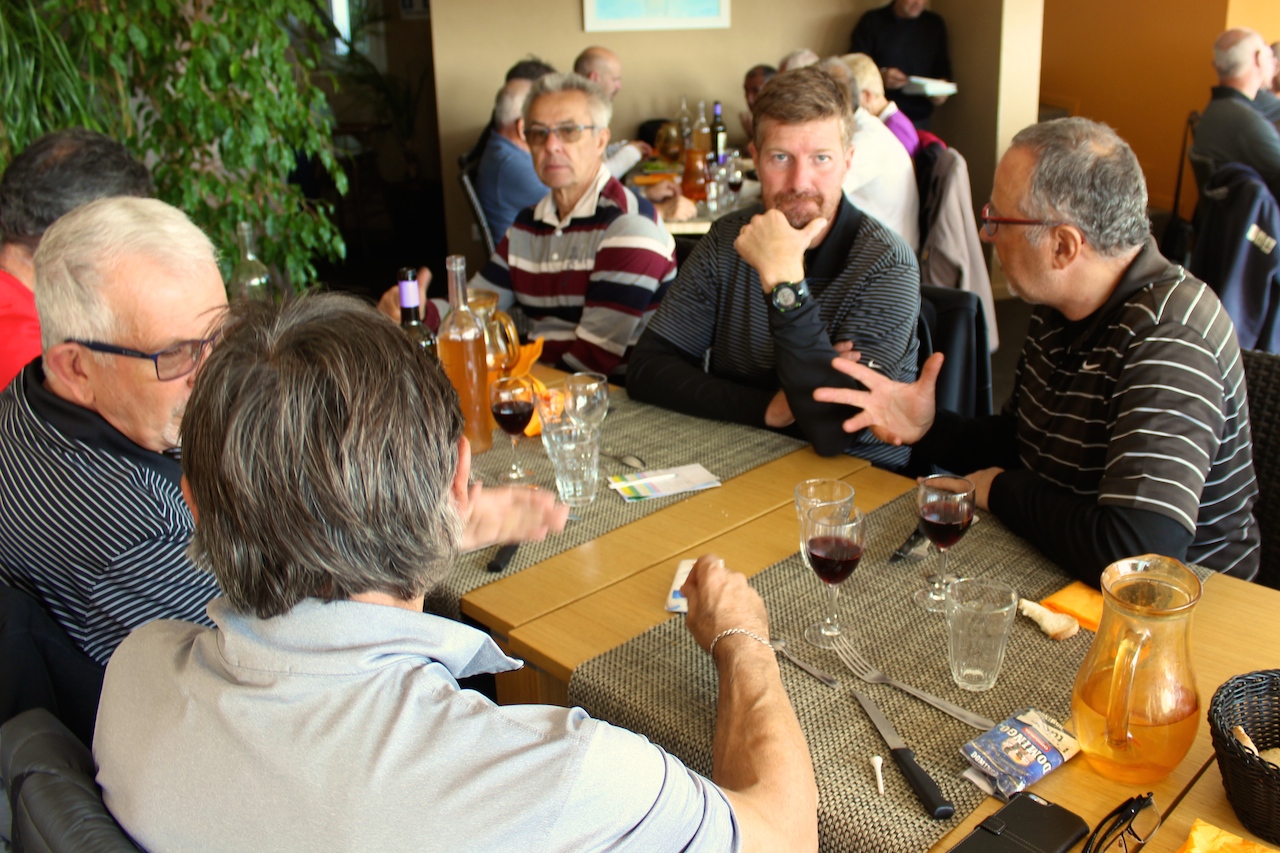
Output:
top-left (489, 376), bottom-right (534, 480)
top-left (916, 475), bottom-right (976, 612)
top-left (803, 505), bottom-right (866, 649)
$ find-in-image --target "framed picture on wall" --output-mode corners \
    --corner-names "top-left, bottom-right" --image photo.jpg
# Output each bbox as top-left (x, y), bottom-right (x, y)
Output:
top-left (583, 0), bottom-right (729, 32)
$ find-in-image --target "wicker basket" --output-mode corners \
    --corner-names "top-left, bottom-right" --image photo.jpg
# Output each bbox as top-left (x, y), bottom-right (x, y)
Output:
top-left (1209, 670), bottom-right (1280, 844)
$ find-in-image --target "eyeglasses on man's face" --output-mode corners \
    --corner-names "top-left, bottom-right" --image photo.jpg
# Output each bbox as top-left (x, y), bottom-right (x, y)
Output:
top-left (524, 123), bottom-right (599, 147)
top-left (980, 202), bottom-right (1056, 237)
top-left (1082, 792), bottom-right (1160, 853)
top-left (68, 334), bottom-right (219, 381)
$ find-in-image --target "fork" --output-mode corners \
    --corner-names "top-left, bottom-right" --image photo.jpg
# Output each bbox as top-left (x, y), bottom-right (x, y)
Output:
top-left (832, 636), bottom-right (996, 730)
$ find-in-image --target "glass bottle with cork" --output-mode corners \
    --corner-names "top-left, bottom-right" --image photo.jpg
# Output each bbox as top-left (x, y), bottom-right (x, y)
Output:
top-left (711, 101), bottom-right (728, 165)
top-left (397, 267), bottom-right (436, 359)
top-left (438, 255), bottom-right (493, 453)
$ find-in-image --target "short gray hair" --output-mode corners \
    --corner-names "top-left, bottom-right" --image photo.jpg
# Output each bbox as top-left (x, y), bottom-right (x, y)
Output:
top-left (1010, 118), bottom-right (1150, 257)
top-left (33, 196), bottom-right (218, 351)
top-left (841, 53), bottom-right (884, 98)
top-left (182, 293), bottom-right (465, 619)
top-left (779, 48), bottom-right (819, 72)
top-left (494, 78), bottom-right (532, 128)
top-left (523, 72), bottom-right (612, 129)
top-left (1213, 28), bottom-right (1264, 78)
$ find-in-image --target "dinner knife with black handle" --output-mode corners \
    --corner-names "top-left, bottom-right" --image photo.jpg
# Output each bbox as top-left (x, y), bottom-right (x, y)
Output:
top-left (487, 544), bottom-right (518, 573)
top-left (850, 687), bottom-right (954, 819)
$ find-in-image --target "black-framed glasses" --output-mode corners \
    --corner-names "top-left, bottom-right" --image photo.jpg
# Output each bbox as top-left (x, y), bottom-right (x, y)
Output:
top-left (68, 334), bottom-right (219, 381)
top-left (1082, 792), bottom-right (1160, 853)
top-left (524, 123), bottom-right (599, 147)
top-left (980, 202), bottom-right (1056, 237)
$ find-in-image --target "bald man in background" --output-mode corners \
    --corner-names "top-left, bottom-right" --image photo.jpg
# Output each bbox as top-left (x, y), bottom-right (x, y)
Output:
top-left (574, 46), bottom-right (651, 177)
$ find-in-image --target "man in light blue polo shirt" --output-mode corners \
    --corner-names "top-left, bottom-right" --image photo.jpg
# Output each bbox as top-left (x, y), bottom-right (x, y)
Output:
top-left (94, 294), bottom-right (818, 853)
top-left (475, 77), bottom-right (548, 241)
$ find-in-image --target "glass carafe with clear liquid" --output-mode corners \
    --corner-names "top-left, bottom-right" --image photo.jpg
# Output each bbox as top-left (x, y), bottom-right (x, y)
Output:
top-left (1069, 554), bottom-right (1201, 783)
top-left (230, 221), bottom-right (273, 301)
top-left (437, 255), bottom-right (492, 453)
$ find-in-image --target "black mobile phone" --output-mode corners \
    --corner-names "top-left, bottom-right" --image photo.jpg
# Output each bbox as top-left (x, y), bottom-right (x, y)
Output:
top-left (947, 792), bottom-right (1089, 853)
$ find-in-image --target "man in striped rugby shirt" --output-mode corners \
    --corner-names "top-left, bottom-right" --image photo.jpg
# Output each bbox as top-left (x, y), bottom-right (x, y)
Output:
top-left (471, 72), bottom-right (677, 381)
top-left (818, 118), bottom-right (1260, 582)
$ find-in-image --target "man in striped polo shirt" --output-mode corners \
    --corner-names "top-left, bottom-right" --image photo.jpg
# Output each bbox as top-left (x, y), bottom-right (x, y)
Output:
top-left (628, 67), bottom-right (921, 469)
top-left (471, 72), bottom-right (676, 381)
top-left (0, 198), bottom-right (569, 667)
top-left (818, 118), bottom-right (1260, 581)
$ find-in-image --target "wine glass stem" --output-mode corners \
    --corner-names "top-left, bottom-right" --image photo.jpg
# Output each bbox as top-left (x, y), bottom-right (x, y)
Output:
top-left (825, 582), bottom-right (841, 632)
top-left (935, 549), bottom-right (949, 598)
top-left (509, 434), bottom-right (520, 475)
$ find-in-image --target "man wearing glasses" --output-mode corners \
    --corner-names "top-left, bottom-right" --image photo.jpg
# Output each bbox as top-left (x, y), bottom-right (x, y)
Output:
top-left (816, 118), bottom-right (1260, 583)
top-left (471, 72), bottom-right (677, 381)
top-left (0, 197), bottom-right (568, 667)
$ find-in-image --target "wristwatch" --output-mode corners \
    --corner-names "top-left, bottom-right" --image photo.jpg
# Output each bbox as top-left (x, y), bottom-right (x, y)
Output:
top-left (770, 280), bottom-right (810, 313)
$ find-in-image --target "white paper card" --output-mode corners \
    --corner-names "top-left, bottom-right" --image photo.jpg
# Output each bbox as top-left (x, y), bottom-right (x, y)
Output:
top-left (666, 559), bottom-right (696, 612)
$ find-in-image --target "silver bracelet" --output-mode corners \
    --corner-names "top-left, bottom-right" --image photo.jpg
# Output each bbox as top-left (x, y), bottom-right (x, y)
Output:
top-left (708, 627), bottom-right (771, 657)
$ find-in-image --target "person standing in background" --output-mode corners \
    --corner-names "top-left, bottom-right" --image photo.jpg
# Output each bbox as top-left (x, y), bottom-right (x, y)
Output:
top-left (850, 0), bottom-right (952, 129)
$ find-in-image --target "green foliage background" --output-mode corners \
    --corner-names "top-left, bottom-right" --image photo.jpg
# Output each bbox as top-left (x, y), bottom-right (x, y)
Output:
top-left (0, 0), bottom-right (347, 289)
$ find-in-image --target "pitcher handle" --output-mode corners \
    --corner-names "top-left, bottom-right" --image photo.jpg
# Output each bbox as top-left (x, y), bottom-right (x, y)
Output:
top-left (493, 309), bottom-right (522, 373)
top-left (1105, 629), bottom-right (1148, 749)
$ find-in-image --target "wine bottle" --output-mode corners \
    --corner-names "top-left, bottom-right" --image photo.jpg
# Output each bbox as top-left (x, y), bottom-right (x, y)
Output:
top-left (229, 221), bottom-right (273, 301)
top-left (437, 255), bottom-right (493, 453)
top-left (676, 95), bottom-right (693, 150)
top-left (692, 100), bottom-right (711, 154)
top-left (711, 101), bottom-right (728, 165)
top-left (397, 267), bottom-right (436, 359)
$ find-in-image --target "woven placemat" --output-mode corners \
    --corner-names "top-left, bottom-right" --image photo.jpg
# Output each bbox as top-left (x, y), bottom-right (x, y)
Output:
top-left (426, 391), bottom-right (804, 618)
top-left (569, 491), bottom-right (1213, 853)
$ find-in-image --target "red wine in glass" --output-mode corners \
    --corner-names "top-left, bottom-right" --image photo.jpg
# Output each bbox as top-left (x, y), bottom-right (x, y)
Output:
top-left (492, 399), bottom-right (534, 435)
top-left (919, 501), bottom-right (973, 549)
top-left (728, 177), bottom-right (744, 193)
top-left (806, 536), bottom-right (863, 584)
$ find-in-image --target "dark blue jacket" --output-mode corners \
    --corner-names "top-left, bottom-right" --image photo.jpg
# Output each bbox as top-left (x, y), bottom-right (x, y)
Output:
top-left (1190, 163), bottom-right (1280, 353)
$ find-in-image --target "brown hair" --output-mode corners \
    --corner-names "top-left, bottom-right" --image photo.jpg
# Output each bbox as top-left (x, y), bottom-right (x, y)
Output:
top-left (752, 66), bottom-right (856, 150)
top-left (182, 293), bottom-right (465, 618)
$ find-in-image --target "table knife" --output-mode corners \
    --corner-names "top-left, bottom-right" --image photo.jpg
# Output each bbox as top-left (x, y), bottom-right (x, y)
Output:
top-left (487, 544), bottom-right (518, 573)
top-left (889, 528), bottom-right (928, 563)
top-left (849, 687), bottom-right (954, 819)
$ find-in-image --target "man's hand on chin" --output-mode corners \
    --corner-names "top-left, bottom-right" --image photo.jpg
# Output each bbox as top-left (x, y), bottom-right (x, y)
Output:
top-left (964, 467), bottom-right (1004, 512)
top-left (460, 484), bottom-right (570, 552)
top-left (765, 389), bottom-right (795, 428)
top-left (734, 209), bottom-right (825, 292)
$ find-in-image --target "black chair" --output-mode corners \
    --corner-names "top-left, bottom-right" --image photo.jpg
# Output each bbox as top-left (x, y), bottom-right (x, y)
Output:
top-left (0, 584), bottom-right (104, 749)
top-left (919, 284), bottom-right (994, 419)
top-left (457, 154), bottom-right (497, 258)
top-left (1242, 348), bottom-right (1280, 589)
top-left (2, 708), bottom-right (143, 852)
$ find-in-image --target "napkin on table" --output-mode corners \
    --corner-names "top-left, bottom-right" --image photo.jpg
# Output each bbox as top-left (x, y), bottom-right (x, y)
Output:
top-left (1040, 581), bottom-right (1104, 632)
top-left (1175, 818), bottom-right (1276, 852)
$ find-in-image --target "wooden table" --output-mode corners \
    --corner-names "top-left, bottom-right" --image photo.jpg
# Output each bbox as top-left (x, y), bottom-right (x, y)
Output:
top-left (496, 463), bottom-right (1280, 851)
top-left (461, 445), bottom-right (871, 704)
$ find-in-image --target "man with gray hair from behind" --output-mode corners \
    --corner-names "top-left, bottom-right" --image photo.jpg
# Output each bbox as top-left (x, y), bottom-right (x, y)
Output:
top-left (818, 117), bottom-right (1260, 584)
top-left (1192, 27), bottom-right (1280, 197)
top-left (474, 77), bottom-right (546, 240)
top-left (94, 292), bottom-right (819, 853)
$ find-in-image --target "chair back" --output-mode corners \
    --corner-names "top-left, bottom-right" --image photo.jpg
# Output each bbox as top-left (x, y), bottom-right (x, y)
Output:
top-left (1242, 348), bottom-right (1280, 589)
top-left (919, 285), bottom-right (994, 419)
top-left (1, 708), bottom-right (143, 852)
top-left (457, 155), bottom-right (497, 258)
top-left (1188, 149), bottom-right (1217, 197)
top-left (0, 584), bottom-right (104, 749)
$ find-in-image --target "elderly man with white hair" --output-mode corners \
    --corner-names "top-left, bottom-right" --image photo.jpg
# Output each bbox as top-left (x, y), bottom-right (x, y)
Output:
top-left (475, 77), bottom-right (546, 240)
top-left (0, 197), bottom-right (567, 666)
top-left (1192, 27), bottom-right (1280, 197)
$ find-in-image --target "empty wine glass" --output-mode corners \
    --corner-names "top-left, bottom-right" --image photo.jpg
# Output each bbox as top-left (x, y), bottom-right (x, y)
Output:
top-left (565, 372), bottom-right (609, 431)
top-left (803, 504), bottom-right (866, 649)
top-left (915, 475), bottom-right (976, 612)
top-left (489, 376), bottom-right (535, 480)
top-left (794, 479), bottom-right (855, 571)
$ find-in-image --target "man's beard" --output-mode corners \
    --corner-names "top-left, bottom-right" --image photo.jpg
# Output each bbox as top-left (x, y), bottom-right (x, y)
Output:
top-left (770, 191), bottom-right (828, 229)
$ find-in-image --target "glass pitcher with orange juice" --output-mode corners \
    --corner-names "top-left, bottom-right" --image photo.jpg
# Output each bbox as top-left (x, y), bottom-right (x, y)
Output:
top-left (1069, 555), bottom-right (1201, 784)
top-left (466, 289), bottom-right (521, 374)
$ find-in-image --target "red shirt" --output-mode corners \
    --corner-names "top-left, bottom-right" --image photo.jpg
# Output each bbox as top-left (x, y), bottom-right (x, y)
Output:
top-left (0, 269), bottom-right (41, 389)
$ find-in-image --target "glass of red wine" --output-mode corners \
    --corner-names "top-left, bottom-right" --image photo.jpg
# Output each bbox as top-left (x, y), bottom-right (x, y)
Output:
top-left (803, 503), bottom-right (866, 649)
top-left (915, 475), bottom-right (976, 612)
top-left (726, 149), bottom-right (744, 207)
top-left (490, 376), bottom-right (535, 480)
